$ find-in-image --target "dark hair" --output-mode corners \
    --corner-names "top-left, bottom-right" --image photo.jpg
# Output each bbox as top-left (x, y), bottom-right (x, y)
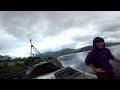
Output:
top-left (94, 37), bottom-right (104, 43)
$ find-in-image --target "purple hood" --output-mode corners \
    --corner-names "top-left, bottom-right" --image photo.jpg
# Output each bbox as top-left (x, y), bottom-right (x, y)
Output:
top-left (92, 37), bottom-right (105, 52)
top-left (85, 37), bottom-right (115, 72)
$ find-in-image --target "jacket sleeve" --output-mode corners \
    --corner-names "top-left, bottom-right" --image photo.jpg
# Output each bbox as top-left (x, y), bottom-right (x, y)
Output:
top-left (108, 49), bottom-right (115, 60)
top-left (85, 51), bottom-right (94, 65)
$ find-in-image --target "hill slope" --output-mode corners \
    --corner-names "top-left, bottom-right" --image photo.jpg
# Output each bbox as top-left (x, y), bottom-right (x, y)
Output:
top-left (77, 42), bottom-right (120, 52)
top-left (36, 42), bottom-right (120, 58)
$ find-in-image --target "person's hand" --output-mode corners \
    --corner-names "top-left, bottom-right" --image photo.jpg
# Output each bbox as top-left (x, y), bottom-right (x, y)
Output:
top-left (93, 68), bottom-right (105, 73)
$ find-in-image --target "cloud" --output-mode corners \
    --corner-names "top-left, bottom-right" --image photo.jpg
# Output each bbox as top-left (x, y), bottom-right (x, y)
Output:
top-left (0, 11), bottom-right (120, 57)
top-left (0, 11), bottom-right (98, 39)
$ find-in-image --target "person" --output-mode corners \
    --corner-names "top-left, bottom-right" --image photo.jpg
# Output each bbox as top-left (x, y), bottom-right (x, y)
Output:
top-left (85, 37), bottom-right (120, 79)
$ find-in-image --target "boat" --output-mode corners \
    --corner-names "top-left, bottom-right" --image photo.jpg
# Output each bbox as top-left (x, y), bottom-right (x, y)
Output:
top-left (25, 61), bottom-right (97, 79)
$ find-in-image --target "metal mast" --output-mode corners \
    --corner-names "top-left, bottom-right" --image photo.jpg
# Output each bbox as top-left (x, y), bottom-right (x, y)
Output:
top-left (26, 34), bottom-right (47, 62)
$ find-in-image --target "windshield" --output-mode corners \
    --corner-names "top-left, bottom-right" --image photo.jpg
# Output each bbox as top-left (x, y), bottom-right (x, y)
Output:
top-left (55, 67), bottom-right (82, 79)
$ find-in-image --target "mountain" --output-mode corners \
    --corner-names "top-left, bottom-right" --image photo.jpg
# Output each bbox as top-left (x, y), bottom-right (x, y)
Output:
top-left (77, 42), bottom-right (120, 52)
top-left (0, 55), bottom-right (5, 60)
top-left (0, 55), bottom-right (12, 61)
top-left (41, 48), bottom-right (76, 58)
top-left (36, 42), bottom-right (120, 59)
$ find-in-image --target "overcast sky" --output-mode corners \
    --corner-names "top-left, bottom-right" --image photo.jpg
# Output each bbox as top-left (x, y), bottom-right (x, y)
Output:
top-left (0, 11), bottom-right (120, 57)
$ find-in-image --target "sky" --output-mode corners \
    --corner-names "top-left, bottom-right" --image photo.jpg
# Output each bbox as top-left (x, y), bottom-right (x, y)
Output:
top-left (0, 11), bottom-right (120, 57)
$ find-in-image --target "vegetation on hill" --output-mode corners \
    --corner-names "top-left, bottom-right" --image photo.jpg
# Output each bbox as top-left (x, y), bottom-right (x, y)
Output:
top-left (0, 57), bottom-right (42, 79)
top-left (41, 48), bottom-right (76, 58)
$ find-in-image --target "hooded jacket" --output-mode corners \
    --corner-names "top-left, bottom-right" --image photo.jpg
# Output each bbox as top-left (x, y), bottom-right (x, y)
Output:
top-left (85, 37), bottom-right (115, 72)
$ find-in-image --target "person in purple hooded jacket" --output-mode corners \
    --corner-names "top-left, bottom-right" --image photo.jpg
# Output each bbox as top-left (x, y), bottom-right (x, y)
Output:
top-left (85, 37), bottom-right (120, 79)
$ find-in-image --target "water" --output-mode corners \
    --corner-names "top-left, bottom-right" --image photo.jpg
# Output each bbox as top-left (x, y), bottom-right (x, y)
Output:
top-left (58, 45), bottom-right (120, 78)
